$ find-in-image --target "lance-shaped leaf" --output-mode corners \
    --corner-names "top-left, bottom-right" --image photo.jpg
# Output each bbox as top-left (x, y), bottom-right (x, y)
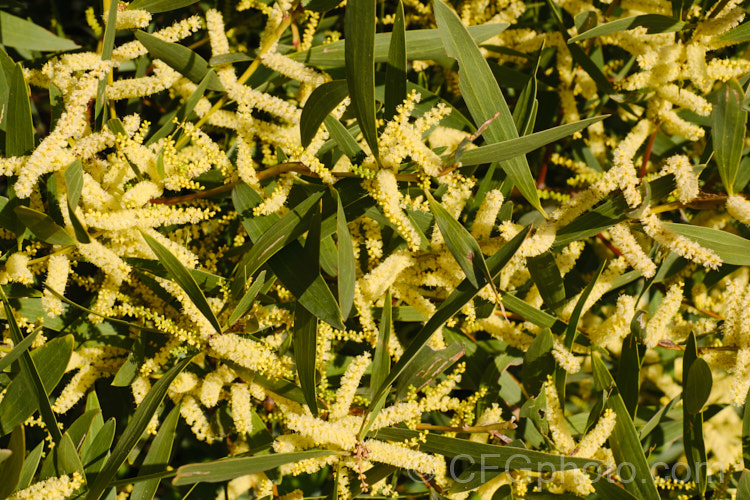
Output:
top-left (682, 333), bottom-right (708, 496)
top-left (0, 287), bottom-right (69, 443)
top-left (325, 116), bottom-right (365, 162)
top-left (434, 0), bottom-right (543, 215)
top-left (0, 328), bottom-right (38, 373)
top-left (720, 20), bottom-right (750, 42)
top-left (270, 242), bottom-right (345, 329)
top-left (300, 80), bottom-right (349, 148)
top-left (713, 79), bottom-right (747, 195)
top-left (140, 230), bottom-right (222, 333)
top-left (512, 47), bottom-right (542, 136)
top-left (14, 206), bottom-right (75, 246)
top-left (130, 405), bottom-right (181, 500)
top-left (128, 0), bottom-right (200, 12)
top-left (94, 0), bottom-right (118, 127)
top-left (135, 31), bottom-right (224, 91)
top-left (148, 72), bottom-right (212, 146)
top-left (459, 116), bottom-right (607, 166)
top-left (368, 226), bottom-right (530, 413)
top-left (372, 290), bottom-right (392, 401)
top-left (294, 305), bottom-right (318, 416)
top-left (291, 24), bottom-right (507, 68)
top-left (227, 270), bottom-right (266, 329)
top-left (0, 425), bottom-right (24, 499)
top-left (384, 1), bottom-right (407, 121)
top-left (63, 159), bottom-right (90, 243)
top-left (427, 192), bottom-right (492, 289)
top-left (592, 354), bottom-right (659, 500)
top-left (0, 12), bottom-right (79, 52)
top-left (556, 260), bottom-right (604, 399)
top-left (86, 356), bottom-right (194, 500)
top-left (527, 252), bottom-right (565, 310)
top-left (394, 342), bottom-right (464, 399)
top-left (568, 14), bottom-right (686, 43)
top-left (173, 451), bottom-right (339, 485)
top-left (231, 189), bottom-right (324, 297)
top-left (336, 193), bottom-right (356, 320)
top-left (6, 64), bottom-right (34, 157)
top-left (345, 0), bottom-right (378, 158)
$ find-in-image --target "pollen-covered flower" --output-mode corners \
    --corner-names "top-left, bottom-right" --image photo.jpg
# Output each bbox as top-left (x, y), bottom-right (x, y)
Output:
top-left (42, 254), bottom-right (70, 317)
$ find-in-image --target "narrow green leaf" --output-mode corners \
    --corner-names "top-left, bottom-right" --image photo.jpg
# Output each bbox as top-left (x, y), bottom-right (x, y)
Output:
top-left (130, 405), bottom-right (181, 500)
top-left (48, 83), bottom-right (64, 130)
top-left (384, 1), bottom-right (407, 121)
top-left (86, 356), bottom-right (194, 500)
top-left (173, 451), bottom-right (338, 486)
top-left (512, 48), bottom-right (541, 136)
top-left (556, 260), bottom-right (604, 399)
top-left (140, 230), bottom-right (222, 333)
top-left (148, 73), bottom-right (211, 146)
top-left (616, 333), bottom-right (641, 417)
top-left (368, 225), bottom-right (530, 413)
top-left (0, 290), bottom-right (70, 443)
top-left (394, 342), bottom-right (464, 399)
top-left (16, 441), bottom-right (43, 491)
top-left (345, 0), bottom-right (378, 158)
top-left (434, 0), bottom-right (543, 215)
top-left (135, 31), bottom-right (224, 91)
top-left (375, 428), bottom-right (599, 469)
top-left (713, 79), bottom-right (747, 195)
top-left (521, 328), bottom-right (555, 394)
top-left (94, 2), bottom-right (119, 127)
top-left (270, 242), bottom-right (345, 329)
top-left (663, 222), bottom-right (750, 265)
top-left (564, 260), bottom-right (604, 349)
top-left (80, 418), bottom-right (114, 475)
top-left (112, 334), bottom-right (145, 387)
top-left (682, 332), bottom-right (708, 496)
top-left (527, 252), bottom-right (565, 309)
top-left (64, 159), bottom-right (84, 208)
top-left (231, 190), bottom-right (324, 297)
top-left (0, 328), bottom-right (38, 373)
top-left (0, 425), bottom-right (24, 499)
top-left (685, 358), bottom-right (712, 414)
top-left (371, 289), bottom-right (392, 401)
top-left (209, 53), bottom-right (253, 66)
top-left (639, 395), bottom-right (678, 440)
top-left (291, 24), bottom-right (507, 68)
top-left (128, 0), bottom-right (200, 12)
top-left (300, 80), bottom-right (349, 148)
top-left (744, 386), bottom-right (750, 469)
top-left (324, 116), bottom-right (365, 161)
top-left (14, 206), bottom-right (75, 246)
top-left (227, 270), bottom-right (266, 328)
top-left (6, 64), bottom-right (34, 157)
top-left (720, 20), bottom-right (750, 42)
top-left (294, 305), bottom-right (318, 416)
top-left (591, 473), bottom-right (640, 500)
top-left (55, 433), bottom-right (85, 477)
top-left (336, 193), bottom-right (356, 320)
top-left (0, 12), bottom-right (79, 51)
top-left (740, 471), bottom-right (750, 500)
top-left (458, 116), bottom-right (607, 166)
top-left (568, 14), bottom-right (686, 43)
top-left (591, 354), bottom-right (659, 500)
top-left (427, 192), bottom-right (492, 289)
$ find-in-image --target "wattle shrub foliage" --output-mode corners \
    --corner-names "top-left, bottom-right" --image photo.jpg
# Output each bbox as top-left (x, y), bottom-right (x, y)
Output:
top-left (1, 0), bottom-right (750, 498)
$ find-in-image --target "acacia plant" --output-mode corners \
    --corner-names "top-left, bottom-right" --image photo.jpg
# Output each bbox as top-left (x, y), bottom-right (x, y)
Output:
top-left (0, 0), bottom-right (749, 498)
